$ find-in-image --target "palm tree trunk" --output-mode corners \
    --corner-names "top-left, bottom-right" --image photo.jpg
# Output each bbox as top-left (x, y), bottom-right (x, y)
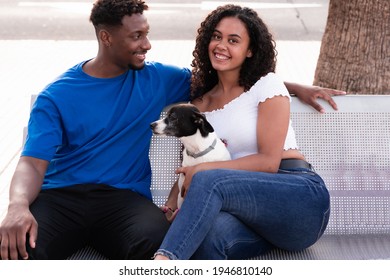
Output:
top-left (313, 0), bottom-right (390, 94)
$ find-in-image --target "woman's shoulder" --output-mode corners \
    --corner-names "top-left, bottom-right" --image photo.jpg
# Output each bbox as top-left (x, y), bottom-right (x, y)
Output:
top-left (253, 72), bottom-right (285, 87)
top-left (249, 72), bottom-right (290, 102)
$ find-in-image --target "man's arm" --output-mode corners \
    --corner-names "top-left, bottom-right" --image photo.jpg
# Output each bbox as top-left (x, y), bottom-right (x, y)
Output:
top-left (0, 156), bottom-right (48, 260)
top-left (284, 82), bottom-right (346, 113)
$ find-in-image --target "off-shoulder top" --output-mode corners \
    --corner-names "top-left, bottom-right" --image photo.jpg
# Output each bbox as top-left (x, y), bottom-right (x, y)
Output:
top-left (203, 73), bottom-right (299, 160)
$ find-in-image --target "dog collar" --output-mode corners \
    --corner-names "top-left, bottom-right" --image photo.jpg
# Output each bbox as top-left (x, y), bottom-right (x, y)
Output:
top-left (186, 138), bottom-right (217, 159)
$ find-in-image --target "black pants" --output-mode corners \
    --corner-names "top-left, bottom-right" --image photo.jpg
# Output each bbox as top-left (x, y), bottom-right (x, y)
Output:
top-left (27, 184), bottom-right (170, 260)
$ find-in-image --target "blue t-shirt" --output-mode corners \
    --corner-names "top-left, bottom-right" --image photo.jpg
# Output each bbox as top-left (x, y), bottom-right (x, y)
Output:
top-left (22, 61), bottom-right (191, 200)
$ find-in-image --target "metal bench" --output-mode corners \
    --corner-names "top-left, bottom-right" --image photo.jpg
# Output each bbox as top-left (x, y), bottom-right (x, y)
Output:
top-left (27, 95), bottom-right (390, 260)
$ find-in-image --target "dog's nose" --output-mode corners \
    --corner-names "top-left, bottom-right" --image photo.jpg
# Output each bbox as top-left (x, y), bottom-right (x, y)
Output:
top-left (150, 122), bottom-right (157, 129)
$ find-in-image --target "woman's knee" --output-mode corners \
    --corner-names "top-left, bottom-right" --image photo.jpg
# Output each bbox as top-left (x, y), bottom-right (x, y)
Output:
top-left (191, 169), bottom-right (232, 190)
top-left (191, 212), bottom-right (272, 260)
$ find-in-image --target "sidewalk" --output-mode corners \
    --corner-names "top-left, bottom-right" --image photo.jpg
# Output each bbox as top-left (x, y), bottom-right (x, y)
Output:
top-left (0, 39), bottom-right (321, 221)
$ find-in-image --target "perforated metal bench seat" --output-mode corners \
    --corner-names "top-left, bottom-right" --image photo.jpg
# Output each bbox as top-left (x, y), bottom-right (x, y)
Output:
top-left (255, 234), bottom-right (390, 260)
top-left (28, 95), bottom-right (390, 260)
top-left (68, 234), bottom-right (390, 260)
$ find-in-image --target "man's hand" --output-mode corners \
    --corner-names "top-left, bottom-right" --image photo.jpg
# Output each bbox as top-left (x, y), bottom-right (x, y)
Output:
top-left (285, 82), bottom-right (346, 113)
top-left (0, 204), bottom-right (38, 260)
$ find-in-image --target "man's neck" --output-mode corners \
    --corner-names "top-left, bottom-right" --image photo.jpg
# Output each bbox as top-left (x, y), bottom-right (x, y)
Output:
top-left (83, 57), bottom-right (128, 78)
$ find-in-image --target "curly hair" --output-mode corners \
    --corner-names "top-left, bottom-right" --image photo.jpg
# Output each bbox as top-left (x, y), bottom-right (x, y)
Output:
top-left (190, 5), bottom-right (277, 100)
top-left (90, 0), bottom-right (148, 29)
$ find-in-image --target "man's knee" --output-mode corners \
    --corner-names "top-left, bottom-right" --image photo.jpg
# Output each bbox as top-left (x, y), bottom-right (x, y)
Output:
top-left (123, 218), bottom-right (170, 259)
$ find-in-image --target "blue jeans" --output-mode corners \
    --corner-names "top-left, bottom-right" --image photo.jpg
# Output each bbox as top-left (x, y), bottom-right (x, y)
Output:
top-left (156, 167), bottom-right (330, 260)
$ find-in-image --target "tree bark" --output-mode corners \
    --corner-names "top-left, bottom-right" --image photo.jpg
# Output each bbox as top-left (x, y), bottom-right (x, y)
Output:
top-left (313, 0), bottom-right (390, 94)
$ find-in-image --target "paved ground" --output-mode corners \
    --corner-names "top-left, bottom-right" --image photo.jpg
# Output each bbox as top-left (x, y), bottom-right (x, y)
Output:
top-left (0, 0), bottom-right (328, 221)
top-left (0, 0), bottom-right (329, 40)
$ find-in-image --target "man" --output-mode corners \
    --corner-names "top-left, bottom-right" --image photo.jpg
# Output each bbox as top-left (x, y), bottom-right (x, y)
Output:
top-left (0, 0), bottom-right (344, 260)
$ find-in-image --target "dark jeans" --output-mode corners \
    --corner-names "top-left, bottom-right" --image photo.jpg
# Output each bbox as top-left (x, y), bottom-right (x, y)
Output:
top-left (27, 184), bottom-right (169, 260)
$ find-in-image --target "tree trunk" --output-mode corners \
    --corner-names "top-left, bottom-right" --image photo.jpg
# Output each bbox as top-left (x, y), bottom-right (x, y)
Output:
top-left (313, 0), bottom-right (390, 94)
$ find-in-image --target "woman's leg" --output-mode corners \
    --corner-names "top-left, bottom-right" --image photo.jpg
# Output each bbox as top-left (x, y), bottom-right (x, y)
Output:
top-left (155, 168), bottom-right (330, 260)
top-left (191, 211), bottom-right (274, 260)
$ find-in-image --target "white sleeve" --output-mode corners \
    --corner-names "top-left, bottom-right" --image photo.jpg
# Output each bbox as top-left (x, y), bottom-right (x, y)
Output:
top-left (249, 72), bottom-right (291, 104)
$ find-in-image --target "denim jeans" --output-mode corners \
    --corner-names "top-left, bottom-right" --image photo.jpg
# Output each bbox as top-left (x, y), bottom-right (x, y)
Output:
top-left (156, 167), bottom-right (330, 260)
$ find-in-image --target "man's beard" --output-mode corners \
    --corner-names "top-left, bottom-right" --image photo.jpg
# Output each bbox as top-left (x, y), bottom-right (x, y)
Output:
top-left (128, 62), bottom-right (145, 71)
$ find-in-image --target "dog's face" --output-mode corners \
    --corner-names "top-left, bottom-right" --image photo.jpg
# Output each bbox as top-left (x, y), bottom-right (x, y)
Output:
top-left (151, 104), bottom-right (214, 138)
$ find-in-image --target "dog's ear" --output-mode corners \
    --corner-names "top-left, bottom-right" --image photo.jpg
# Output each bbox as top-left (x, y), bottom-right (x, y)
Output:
top-left (193, 112), bottom-right (214, 136)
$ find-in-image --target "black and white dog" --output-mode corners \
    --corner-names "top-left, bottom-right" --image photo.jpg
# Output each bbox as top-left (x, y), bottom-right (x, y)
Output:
top-left (150, 103), bottom-right (231, 208)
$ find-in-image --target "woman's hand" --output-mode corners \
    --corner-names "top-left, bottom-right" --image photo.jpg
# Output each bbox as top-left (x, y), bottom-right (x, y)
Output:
top-left (176, 165), bottom-right (203, 199)
top-left (160, 205), bottom-right (179, 223)
top-left (161, 181), bottom-right (180, 223)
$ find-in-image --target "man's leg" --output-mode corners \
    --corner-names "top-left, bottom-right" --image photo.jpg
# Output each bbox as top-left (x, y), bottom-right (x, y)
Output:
top-left (89, 186), bottom-right (170, 260)
top-left (28, 186), bottom-right (90, 259)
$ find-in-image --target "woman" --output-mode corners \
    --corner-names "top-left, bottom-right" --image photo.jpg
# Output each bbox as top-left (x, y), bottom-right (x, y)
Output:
top-left (155, 4), bottom-right (330, 260)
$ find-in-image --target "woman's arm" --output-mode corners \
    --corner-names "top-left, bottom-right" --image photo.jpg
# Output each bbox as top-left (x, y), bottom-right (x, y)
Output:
top-left (161, 181), bottom-right (180, 222)
top-left (179, 96), bottom-right (290, 197)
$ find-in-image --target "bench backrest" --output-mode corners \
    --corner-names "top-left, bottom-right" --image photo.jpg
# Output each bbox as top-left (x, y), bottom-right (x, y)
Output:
top-left (149, 96), bottom-right (390, 235)
top-left (28, 95), bottom-right (390, 235)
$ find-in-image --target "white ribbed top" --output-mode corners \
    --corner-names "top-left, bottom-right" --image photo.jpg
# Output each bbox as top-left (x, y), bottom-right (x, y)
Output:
top-left (204, 73), bottom-right (299, 160)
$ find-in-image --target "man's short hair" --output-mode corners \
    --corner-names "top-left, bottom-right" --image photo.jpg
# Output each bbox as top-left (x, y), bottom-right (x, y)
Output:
top-left (90, 0), bottom-right (148, 28)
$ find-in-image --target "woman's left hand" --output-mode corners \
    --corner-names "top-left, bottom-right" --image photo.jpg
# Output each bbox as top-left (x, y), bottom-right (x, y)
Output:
top-left (176, 165), bottom-right (201, 198)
